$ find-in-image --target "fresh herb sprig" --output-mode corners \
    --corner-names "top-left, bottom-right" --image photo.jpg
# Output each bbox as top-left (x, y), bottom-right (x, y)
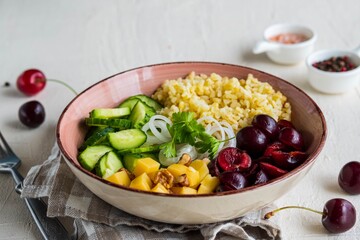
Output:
top-left (160, 112), bottom-right (221, 159)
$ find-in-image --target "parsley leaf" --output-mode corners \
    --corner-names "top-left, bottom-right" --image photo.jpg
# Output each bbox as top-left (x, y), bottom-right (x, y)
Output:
top-left (160, 112), bottom-right (222, 159)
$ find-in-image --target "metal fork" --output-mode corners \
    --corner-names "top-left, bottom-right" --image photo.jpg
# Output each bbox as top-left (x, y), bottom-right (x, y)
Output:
top-left (0, 131), bottom-right (73, 240)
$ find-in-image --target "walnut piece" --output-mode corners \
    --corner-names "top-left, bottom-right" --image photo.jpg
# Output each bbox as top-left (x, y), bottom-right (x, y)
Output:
top-left (177, 153), bottom-right (192, 166)
top-left (175, 174), bottom-right (190, 187)
top-left (153, 169), bottom-right (174, 189)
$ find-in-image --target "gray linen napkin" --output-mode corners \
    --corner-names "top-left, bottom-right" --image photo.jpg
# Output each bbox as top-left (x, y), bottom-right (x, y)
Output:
top-left (21, 144), bottom-right (281, 240)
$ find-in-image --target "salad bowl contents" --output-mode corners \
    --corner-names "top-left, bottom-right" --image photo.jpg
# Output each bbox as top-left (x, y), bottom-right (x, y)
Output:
top-left (57, 62), bottom-right (326, 224)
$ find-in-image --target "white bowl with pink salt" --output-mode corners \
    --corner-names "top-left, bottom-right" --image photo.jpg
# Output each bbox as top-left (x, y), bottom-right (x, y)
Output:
top-left (253, 23), bottom-right (317, 65)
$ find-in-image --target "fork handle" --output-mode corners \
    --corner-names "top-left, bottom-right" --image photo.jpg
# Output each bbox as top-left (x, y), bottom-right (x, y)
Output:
top-left (11, 168), bottom-right (72, 240)
top-left (22, 194), bottom-right (72, 240)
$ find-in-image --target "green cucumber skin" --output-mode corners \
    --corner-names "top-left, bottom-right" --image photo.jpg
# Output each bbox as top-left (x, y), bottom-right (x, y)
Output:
top-left (118, 98), bottom-right (140, 111)
top-left (79, 95), bottom-right (163, 174)
top-left (85, 118), bottom-right (132, 129)
top-left (80, 127), bottom-right (115, 151)
top-left (128, 101), bottom-right (156, 129)
top-left (90, 107), bottom-right (131, 118)
top-left (96, 151), bottom-right (124, 179)
top-left (128, 94), bottom-right (163, 111)
top-left (78, 145), bottom-right (113, 171)
top-left (108, 129), bottom-right (147, 150)
top-left (117, 144), bottom-right (161, 154)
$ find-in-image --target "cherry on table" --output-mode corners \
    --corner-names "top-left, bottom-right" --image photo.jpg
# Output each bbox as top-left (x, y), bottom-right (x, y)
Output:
top-left (16, 68), bottom-right (77, 96)
top-left (17, 69), bottom-right (46, 96)
top-left (264, 198), bottom-right (356, 234)
top-left (322, 198), bottom-right (356, 233)
top-left (338, 161), bottom-right (360, 195)
top-left (18, 100), bottom-right (45, 128)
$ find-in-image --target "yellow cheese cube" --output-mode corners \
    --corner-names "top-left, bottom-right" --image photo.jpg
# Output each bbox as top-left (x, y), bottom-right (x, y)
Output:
top-left (190, 159), bottom-right (209, 182)
top-left (105, 170), bottom-right (131, 187)
top-left (133, 158), bottom-right (160, 177)
top-left (197, 174), bottom-right (220, 194)
top-left (186, 166), bottom-right (200, 189)
top-left (129, 172), bottom-right (152, 191)
top-left (167, 164), bottom-right (188, 178)
top-left (151, 183), bottom-right (169, 194)
top-left (171, 186), bottom-right (197, 195)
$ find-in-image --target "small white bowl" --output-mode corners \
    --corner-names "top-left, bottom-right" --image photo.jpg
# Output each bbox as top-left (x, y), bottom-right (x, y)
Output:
top-left (253, 23), bottom-right (317, 65)
top-left (306, 49), bottom-right (360, 94)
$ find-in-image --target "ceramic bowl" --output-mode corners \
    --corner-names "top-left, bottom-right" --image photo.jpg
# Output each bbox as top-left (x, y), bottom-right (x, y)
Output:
top-left (253, 23), bottom-right (317, 65)
top-left (306, 49), bottom-right (360, 94)
top-left (56, 62), bottom-right (327, 224)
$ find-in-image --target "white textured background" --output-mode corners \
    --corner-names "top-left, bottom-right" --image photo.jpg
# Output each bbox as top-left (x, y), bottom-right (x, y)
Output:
top-left (1, 0), bottom-right (360, 239)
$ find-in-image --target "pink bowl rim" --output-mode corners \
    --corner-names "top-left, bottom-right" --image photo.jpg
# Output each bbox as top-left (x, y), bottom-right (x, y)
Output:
top-left (56, 61), bottom-right (327, 198)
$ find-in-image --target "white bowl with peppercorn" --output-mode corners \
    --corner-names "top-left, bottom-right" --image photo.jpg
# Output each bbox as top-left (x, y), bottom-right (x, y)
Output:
top-left (253, 23), bottom-right (317, 65)
top-left (306, 48), bottom-right (360, 94)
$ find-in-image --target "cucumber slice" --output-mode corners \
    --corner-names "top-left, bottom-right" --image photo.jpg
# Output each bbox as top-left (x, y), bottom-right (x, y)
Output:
top-left (118, 98), bottom-right (140, 111)
top-left (123, 152), bottom-right (158, 172)
top-left (117, 144), bottom-right (161, 154)
top-left (78, 145), bottom-right (113, 171)
top-left (96, 151), bottom-right (124, 179)
top-left (108, 129), bottom-right (147, 150)
top-left (90, 107), bottom-right (130, 118)
top-left (128, 94), bottom-right (163, 111)
top-left (79, 127), bottom-right (115, 151)
top-left (128, 101), bottom-right (156, 129)
top-left (85, 118), bottom-right (132, 129)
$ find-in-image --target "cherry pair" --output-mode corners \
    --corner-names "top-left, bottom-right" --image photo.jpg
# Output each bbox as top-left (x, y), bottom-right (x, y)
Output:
top-left (17, 69), bottom-right (77, 128)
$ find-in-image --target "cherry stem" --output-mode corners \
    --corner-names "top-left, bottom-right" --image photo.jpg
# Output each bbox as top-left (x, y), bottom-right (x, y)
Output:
top-left (264, 206), bottom-right (324, 219)
top-left (46, 79), bottom-right (78, 95)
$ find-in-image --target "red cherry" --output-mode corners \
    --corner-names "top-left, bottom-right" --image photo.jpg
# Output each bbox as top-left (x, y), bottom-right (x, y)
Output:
top-left (270, 150), bottom-right (308, 170)
top-left (259, 162), bottom-right (288, 179)
top-left (322, 198), bottom-right (356, 233)
top-left (17, 69), bottom-right (46, 96)
top-left (217, 147), bottom-right (251, 172)
top-left (277, 119), bottom-right (294, 130)
top-left (278, 127), bottom-right (304, 150)
top-left (219, 171), bottom-right (248, 190)
top-left (18, 100), bottom-right (45, 128)
top-left (264, 198), bottom-right (356, 234)
top-left (16, 68), bottom-right (77, 96)
top-left (263, 141), bottom-right (288, 157)
top-left (338, 161), bottom-right (360, 195)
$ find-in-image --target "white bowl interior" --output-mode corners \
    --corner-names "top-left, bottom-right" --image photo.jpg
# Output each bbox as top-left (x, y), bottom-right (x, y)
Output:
top-left (307, 50), bottom-right (360, 72)
top-left (264, 23), bottom-right (315, 42)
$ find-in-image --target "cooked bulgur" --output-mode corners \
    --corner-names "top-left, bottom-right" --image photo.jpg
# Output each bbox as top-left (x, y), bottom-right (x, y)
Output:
top-left (152, 72), bottom-right (291, 132)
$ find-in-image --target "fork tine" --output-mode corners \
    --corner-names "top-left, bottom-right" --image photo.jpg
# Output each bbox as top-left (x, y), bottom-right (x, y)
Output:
top-left (0, 131), bottom-right (15, 155)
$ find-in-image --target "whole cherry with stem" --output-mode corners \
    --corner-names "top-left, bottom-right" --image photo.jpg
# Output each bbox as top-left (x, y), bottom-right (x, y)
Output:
top-left (16, 68), bottom-right (77, 128)
top-left (264, 198), bottom-right (356, 234)
top-left (16, 68), bottom-right (77, 96)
